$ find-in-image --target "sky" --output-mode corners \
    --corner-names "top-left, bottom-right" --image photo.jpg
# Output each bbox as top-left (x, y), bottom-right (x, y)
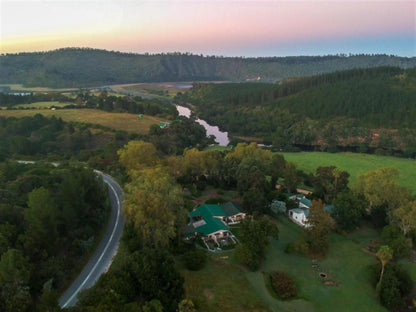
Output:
top-left (0, 0), bottom-right (415, 57)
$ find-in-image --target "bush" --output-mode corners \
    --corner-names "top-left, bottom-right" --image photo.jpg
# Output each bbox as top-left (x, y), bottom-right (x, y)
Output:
top-left (370, 262), bottom-right (413, 311)
top-left (182, 249), bottom-right (207, 271)
top-left (381, 225), bottom-right (412, 258)
top-left (270, 271), bottom-right (297, 299)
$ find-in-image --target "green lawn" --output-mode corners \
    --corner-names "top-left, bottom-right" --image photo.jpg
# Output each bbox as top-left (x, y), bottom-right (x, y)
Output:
top-left (180, 253), bottom-right (271, 312)
top-left (280, 152), bottom-right (416, 193)
top-left (182, 214), bottom-right (414, 312)
top-left (250, 217), bottom-right (388, 312)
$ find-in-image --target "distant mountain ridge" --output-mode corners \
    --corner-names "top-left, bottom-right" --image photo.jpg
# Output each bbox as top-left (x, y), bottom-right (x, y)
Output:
top-left (1, 47), bottom-right (415, 88)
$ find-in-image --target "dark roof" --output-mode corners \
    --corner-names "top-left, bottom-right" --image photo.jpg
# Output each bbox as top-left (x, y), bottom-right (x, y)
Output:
top-left (220, 201), bottom-right (243, 216)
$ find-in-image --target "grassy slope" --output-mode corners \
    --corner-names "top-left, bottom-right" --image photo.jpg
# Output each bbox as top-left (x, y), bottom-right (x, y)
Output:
top-left (180, 253), bottom-right (270, 312)
top-left (182, 216), bottom-right (393, 312)
top-left (280, 152), bottom-right (416, 193)
top-left (0, 109), bottom-right (164, 134)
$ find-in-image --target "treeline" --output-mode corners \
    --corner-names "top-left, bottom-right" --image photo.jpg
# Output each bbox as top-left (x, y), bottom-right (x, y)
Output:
top-left (1, 48), bottom-right (415, 87)
top-left (0, 92), bottom-right (71, 106)
top-left (76, 91), bottom-right (178, 117)
top-left (1, 91), bottom-right (177, 118)
top-left (0, 162), bottom-right (109, 311)
top-left (176, 67), bottom-right (416, 156)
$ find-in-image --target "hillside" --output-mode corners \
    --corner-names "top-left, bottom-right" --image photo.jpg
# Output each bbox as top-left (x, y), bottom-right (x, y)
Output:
top-left (176, 67), bottom-right (416, 156)
top-left (0, 48), bottom-right (415, 87)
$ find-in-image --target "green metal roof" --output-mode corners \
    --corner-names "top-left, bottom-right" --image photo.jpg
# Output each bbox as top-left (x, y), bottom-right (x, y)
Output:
top-left (190, 204), bottom-right (227, 219)
top-left (189, 204), bottom-right (229, 235)
top-left (194, 217), bottom-right (229, 235)
top-left (300, 197), bottom-right (312, 207)
top-left (220, 201), bottom-right (243, 216)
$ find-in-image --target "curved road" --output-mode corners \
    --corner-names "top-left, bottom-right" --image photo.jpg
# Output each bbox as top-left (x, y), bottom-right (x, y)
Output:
top-left (59, 171), bottom-right (125, 308)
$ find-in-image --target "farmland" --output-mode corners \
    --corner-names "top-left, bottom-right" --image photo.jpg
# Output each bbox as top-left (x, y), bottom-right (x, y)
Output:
top-left (0, 108), bottom-right (165, 134)
top-left (280, 152), bottom-right (416, 194)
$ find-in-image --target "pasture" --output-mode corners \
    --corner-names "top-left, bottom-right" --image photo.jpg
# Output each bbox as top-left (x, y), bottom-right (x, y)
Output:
top-left (0, 109), bottom-right (164, 134)
top-left (280, 152), bottom-right (416, 194)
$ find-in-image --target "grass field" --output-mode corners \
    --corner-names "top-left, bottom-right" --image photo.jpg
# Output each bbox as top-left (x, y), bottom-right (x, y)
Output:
top-left (0, 109), bottom-right (164, 134)
top-left (7, 101), bottom-right (74, 109)
top-left (113, 82), bottom-right (192, 99)
top-left (280, 152), bottom-right (416, 194)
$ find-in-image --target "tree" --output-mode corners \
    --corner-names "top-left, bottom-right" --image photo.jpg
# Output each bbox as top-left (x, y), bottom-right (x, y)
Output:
top-left (393, 200), bottom-right (416, 236)
top-left (235, 216), bottom-right (279, 270)
top-left (376, 245), bottom-right (393, 291)
top-left (270, 154), bottom-right (286, 190)
top-left (304, 199), bottom-right (335, 255)
top-left (178, 299), bottom-right (196, 312)
top-left (282, 162), bottom-right (301, 193)
top-left (332, 190), bottom-right (367, 231)
top-left (117, 140), bottom-right (160, 173)
top-left (24, 187), bottom-right (58, 257)
top-left (128, 249), bottom-right (184, 312)
top-left (0, 249), bottom-right (32, 312)
top-left (381, 225), bottom-right (412, 258)
top-left (313, 166), bottom-right (349, 202)
top-left (356, 168), bottom-right (412, 221)
top-left (378, 262), bottom-right (413, 310)
top-left (124, 168), bottom-right (185, 249)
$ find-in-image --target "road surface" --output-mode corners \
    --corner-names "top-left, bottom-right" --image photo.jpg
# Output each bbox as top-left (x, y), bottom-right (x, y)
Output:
top-left (58, 171), bottom-right (125, 308)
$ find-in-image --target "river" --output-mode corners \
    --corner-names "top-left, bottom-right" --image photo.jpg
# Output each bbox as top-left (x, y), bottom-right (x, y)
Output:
top-left (176, 105), bottom-right (229, 146)
top-left (105, 85), bottom-right (229, 146)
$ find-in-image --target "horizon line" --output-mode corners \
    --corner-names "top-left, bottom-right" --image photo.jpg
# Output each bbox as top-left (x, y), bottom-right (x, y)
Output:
top-left (1, 46), bottom-right (415, 59)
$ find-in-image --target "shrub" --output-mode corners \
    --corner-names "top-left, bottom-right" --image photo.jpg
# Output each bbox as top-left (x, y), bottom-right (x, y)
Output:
top-left (370, 262), bottom-right (413, 311)
top-left (270, 271), bottom-right (297, 299)
top-left (182, 249), bottom-right (207, 271)
top-left (381, 225), bottom-right (412, 258)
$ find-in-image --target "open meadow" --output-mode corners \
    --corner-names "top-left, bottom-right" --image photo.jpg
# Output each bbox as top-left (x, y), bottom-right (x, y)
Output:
top-left (0, 108), bottom-right (165, 134)
top-left (280, 152), bottom-right (416, 194)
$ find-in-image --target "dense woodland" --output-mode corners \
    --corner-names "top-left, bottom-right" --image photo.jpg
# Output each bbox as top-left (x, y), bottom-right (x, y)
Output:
top-left (0, 162), bottom-right (109, 311)
top-left (176, 66), bottom-right (416, 156)
top-left (1, 48), bottom-right (415, 87)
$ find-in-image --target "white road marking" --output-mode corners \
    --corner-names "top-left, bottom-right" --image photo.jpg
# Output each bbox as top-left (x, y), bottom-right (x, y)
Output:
top-left (61, 175), bottom-right (121, 308)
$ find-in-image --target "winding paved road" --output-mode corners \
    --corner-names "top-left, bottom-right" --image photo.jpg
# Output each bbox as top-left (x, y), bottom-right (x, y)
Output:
top-left (58, 171), bottom-right (125, 308)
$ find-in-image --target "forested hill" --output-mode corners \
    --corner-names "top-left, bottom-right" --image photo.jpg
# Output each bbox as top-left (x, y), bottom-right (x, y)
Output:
top-left (1, 48), bottom-right (415, 87)
top-left (176, 66), bottom-right (416, 156)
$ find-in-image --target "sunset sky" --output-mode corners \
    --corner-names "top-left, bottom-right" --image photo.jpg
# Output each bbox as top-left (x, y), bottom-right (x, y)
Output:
top-left (1, 0), bottom-right (415, 57)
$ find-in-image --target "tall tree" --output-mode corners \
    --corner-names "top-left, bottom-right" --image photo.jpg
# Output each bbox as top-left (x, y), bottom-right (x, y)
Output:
top-left (124, 168), bottom-right (185, 249)
top-left (376, 245), bottom-right (393, 292)
top-left (118, 140), bottom-right (160, 173)
top-left (282, 162), bottom-right (302, 193)
top-left (24, 187), bottom-right (58, 257)
top-left (356, 168), bottom-right (412, 221)
top-left (332, 190), bottom-right (367, 231)
top-left (235, 216), bottom-right (279, 270)
top-left (314, 166), bottom-right (349, 202)
top-left (305, 199), bottom-right (335, 255)
top-left (393, 201), bottom-right (416, 236)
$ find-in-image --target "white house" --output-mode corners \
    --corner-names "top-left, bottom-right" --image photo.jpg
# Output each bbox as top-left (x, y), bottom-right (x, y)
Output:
top-left (288, 208), bottom-right (310, 227)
